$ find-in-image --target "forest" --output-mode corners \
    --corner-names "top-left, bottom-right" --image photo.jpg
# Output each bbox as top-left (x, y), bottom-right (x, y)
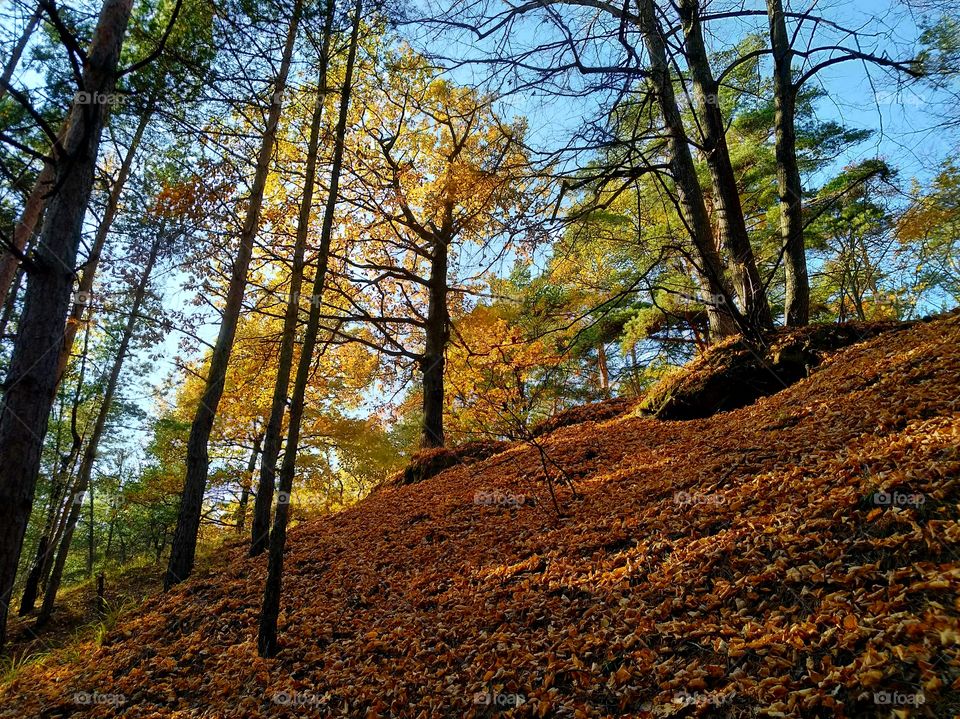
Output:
top-left (0, 0), bottom-right (958, 714)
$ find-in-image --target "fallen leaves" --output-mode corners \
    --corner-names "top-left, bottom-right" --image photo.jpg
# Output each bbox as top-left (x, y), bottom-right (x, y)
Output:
top-left (3, 316), bottom-right (960, 718)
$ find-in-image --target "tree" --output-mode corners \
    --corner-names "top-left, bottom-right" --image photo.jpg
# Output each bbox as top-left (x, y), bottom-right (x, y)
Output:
top-left (676, 0), bottom-right (773, 332)
top-left (258, 0), bottom-right (363, 657)
top-left (0, 0), bottom-right (134, 652)
top-left (249, 0), bottom-right (335, 557)
top-left (897, 160), bottom-right (960, 304)
top-left (165, 0), bottom-right (303, 589)
top-left (339, 51), bottom-right (538, 447)
top-left (807, 161), bottom-right (900, 321)
top-left (38, 200), bottom-right (168, 626)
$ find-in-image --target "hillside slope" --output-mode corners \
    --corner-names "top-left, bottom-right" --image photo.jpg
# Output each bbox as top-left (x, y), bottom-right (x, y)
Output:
top-left (2, 315), bottom-right (959, 718)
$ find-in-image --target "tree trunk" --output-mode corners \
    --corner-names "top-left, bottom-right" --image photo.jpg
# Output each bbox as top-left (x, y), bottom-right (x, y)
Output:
top-left (597, 343), bottom-right (610, 395)
top-left (165, 0), bottom-right (302, 590)
top-left (677, 0), bottom-right (773, 333)
top-left (29, 349), bottom-right (93, 611)
top-left (250, 9), bottom-right (331, 556)
top-left (258, 0), bottom-right (361, 658)
top-left (0, 2), bottom-right (42, 103)
top-left (86, 484), bottom-right (94, 578)
top-left (40, 466), bottom-right (83, 593)
top-left (0, 143), bottom-right (58, 308)
top-left (0, 265), bottom-right (25, 343)
top-left (18, 393), bottom-right (71, 615)
top-left (634, 0), bottom-right (738, 339)
top-left (96, 572), bottom-right (106, 616)
top-left (16, 535), bottom-right (47, 617)
top-left (105, 510), bottom-right (116, 560)
top-left (55, 104), bottom-right (154, 385)
top-left (766, 0), bottom-right (808, 326)
top-left (236, 432), bottom-right (262, 535)
top-left (420, 236), bottom-right (449, 449)
top-left (37, 229), bottom-right (161, 626)
top-left (0, 3), bottom-right (47, 304)
top-left (0, 0), bottom-right (132, 647)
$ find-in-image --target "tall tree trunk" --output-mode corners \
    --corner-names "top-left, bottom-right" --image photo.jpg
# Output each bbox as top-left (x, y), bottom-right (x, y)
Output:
top-left (420, 236), bottom-right (449, 449)
top-left (27, 335), bottom-right (93, 612)
top-left (55, 104), bottom-right (154, 385)
top-left (0, 2), bottom-right (42, 103)
top-left (37, 230), bottom-right (161, 626)
top-left (0, 265), bottom-right (25, 343)
top-left (16, 392), bottom-right (68, 611)
top-left (86, 484), bottom-right (94, 577)
top-left (105, 509), bottom-right (116, 560)
top-left (0, 0), bottom-right (132, 645)
top-left (258, 0), bottom-right (361, 657)
top-left (0, 3), bottom-right (47, 305)
top-left (0, 143), bottom-right (59, 308)
top-left (40, 464), bottom-right (83, 593)
top-left (236, 432), bottom-right (262, 535)
top-left (250, 7), bottom-right (332, 556)
top-left (634, 0), bottom-right (739, 339)
top-left (165, 0), bottom-right (302, 590)
top-left (597, 342), bottom-right (610, 395)
top-left (766, 0), bottom-right (808, 326)
top-left (677, 0), bottom-right (773, 332)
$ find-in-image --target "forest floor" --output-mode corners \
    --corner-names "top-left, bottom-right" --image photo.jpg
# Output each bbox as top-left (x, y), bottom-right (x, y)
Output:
top-left (1, 314), bottom-right (959, 718)
top-left (2, 543), bottom-right (226, 677)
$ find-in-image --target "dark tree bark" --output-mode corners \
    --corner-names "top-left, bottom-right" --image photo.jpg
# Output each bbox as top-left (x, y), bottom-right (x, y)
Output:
top-left (0, 0), bottom-right (133, 650)
top-left (0, 4), bottom-right (50, 303)
top-left (766, 0), bottom-right (808, 326)
top-left (250, 4), bottom-right (332, 556)
top-left (0, 2), bottom-right (42, 104)
top-left (236, 432), bottom-right (262, 535)
top-left (0, 139), bottom-right (59, 310)
top-left (55, 104), bottom-right (154, 385)
top-left (420, 233), bottom-right (449, 448)
top-left (29, 338), bottom-right (93, 610)
top-left (677, 0), bottom-right (773, 332)
top-left (38, 229), bottom-right (161, 626)
top-left (165, 0), bottom-right (302, 590)
top-left (0, 265), bottom-right (25, 343)
top-left (86, 484), bottom-right (94, 577)
top-left (18, 390), bottom-right (74, 615)
top-left (634, 0), bottom-right (739, 339)
top-left (258, 0), bottom-right (362, 658)
top-left (16, 534), bottom-right (46, 617)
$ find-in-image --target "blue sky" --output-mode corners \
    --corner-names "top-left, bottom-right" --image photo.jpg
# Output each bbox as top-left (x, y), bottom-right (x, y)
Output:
top-left (3, 0), bottom-right (956, 467)
top-left (404, 0), bottom-right (955, 184)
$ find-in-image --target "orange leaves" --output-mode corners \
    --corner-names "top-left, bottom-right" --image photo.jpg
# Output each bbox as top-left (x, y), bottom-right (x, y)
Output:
top-left (2, 315), bottom-right (960, 717)
top-left (445, 304), bottom-right (561, 438)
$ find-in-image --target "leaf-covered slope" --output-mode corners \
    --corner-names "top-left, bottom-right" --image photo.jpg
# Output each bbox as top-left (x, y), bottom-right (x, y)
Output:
top-left (3, 316), bottom-right (960, 718)
top-left (639, 320), bottom-right (912, 420)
